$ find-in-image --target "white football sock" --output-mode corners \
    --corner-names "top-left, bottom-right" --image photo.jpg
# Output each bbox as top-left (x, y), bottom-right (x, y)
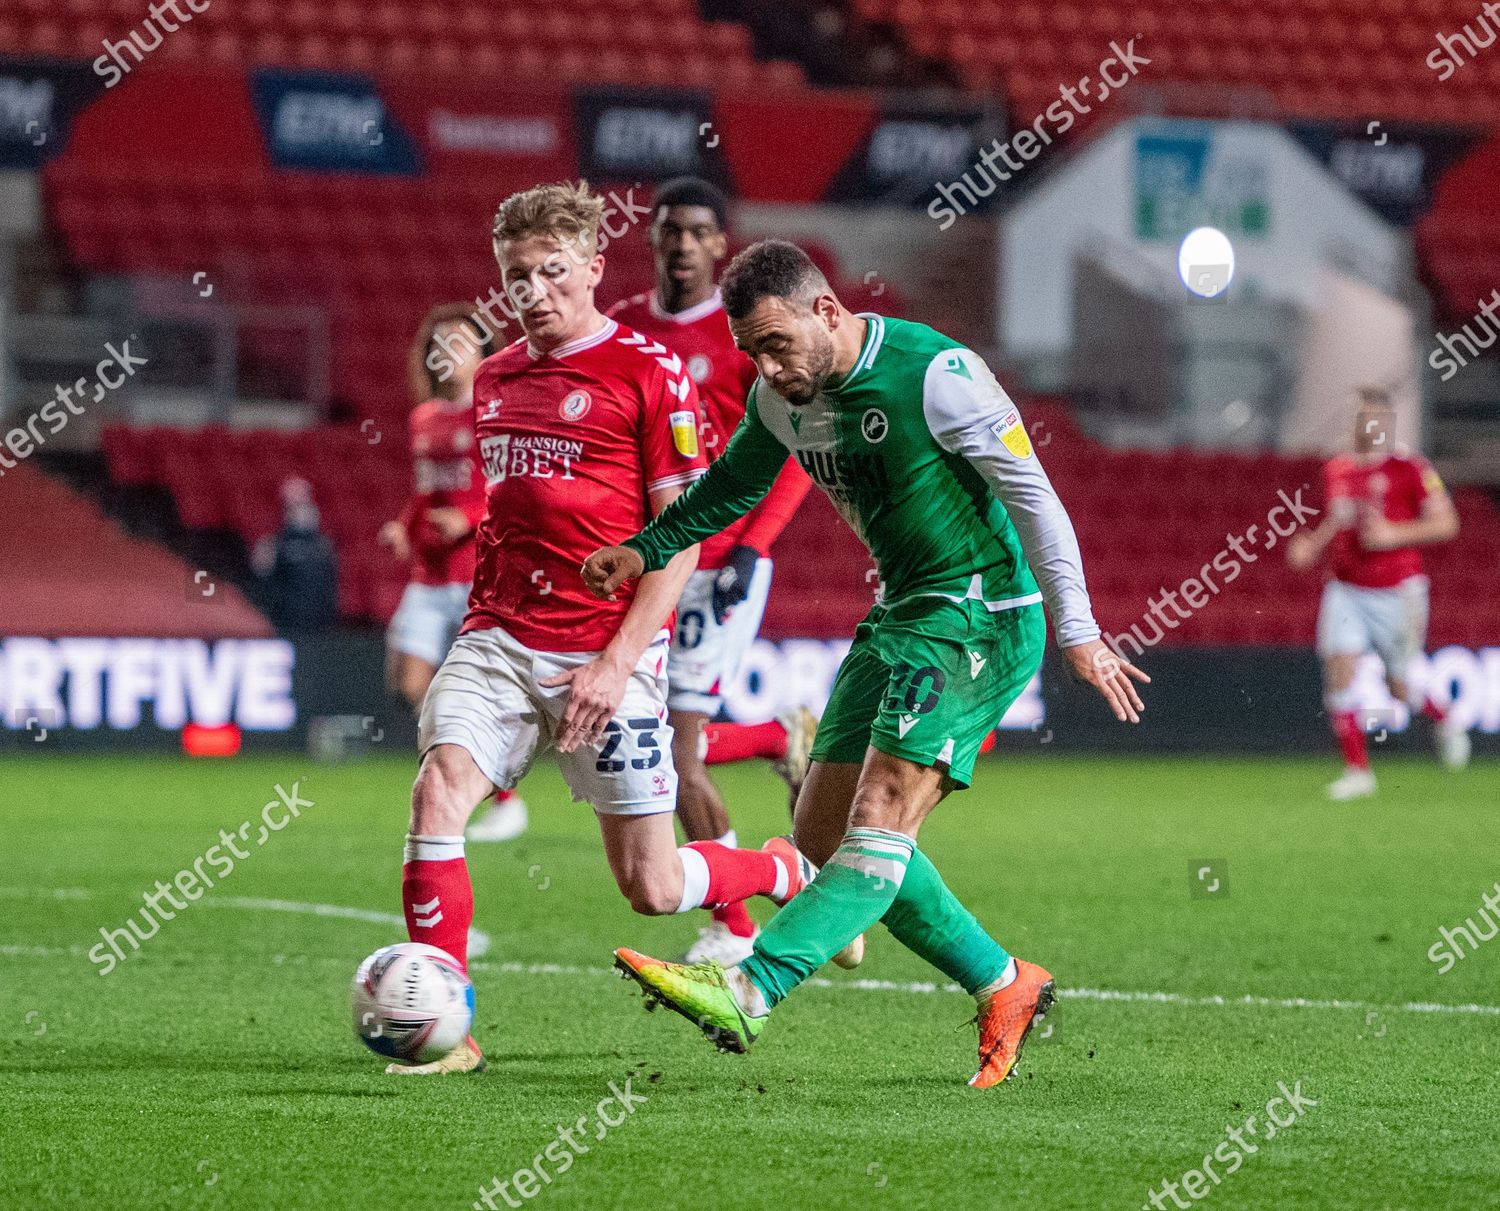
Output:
top-left (676, 845), bottom-right (711, 914)
top-left (725, 964), bottom-right (769, 1016)
top-left (974, 957), bottom-right (1018, 1003)
top-left (404, 834), bottom-right (465, 862)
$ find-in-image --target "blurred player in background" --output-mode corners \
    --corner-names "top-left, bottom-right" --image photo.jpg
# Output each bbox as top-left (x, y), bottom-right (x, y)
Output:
top-left (390, 185), bottom-right (820, 1075)
top-left (1289, 387), bottom-right (1469, 801)
top-left (609, 178), bottom-right (815, 965)
top-left (588, 241), bottom-right (1147, 1086)
top-left (379, 305), bottom-right (528, 842)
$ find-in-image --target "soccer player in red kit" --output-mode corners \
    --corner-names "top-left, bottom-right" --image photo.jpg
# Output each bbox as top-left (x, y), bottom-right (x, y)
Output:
top-left (1289, 388), bottom-right (1469, 800)
top-left (609, 178), bottom-right (816, 966)
top-left (388, 182), bottom-right (815, 1075)
top-left (378, 304), bottom-right (527, 843)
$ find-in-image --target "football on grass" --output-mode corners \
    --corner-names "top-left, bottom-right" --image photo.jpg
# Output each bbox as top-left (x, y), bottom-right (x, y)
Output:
top-left (352, 943), bottom-right (474, 1064)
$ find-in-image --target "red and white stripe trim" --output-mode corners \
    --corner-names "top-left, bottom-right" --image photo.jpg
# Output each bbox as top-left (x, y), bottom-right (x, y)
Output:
top-left (648, 468), bottom-right (707, 494)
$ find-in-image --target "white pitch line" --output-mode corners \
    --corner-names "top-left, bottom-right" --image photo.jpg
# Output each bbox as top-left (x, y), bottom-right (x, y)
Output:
top-left (0, 887), bottom-right (92, 900)
top-left (467, 960), bottom-right (1500, 1017)
top-left (6, 897), bottom-right (1496, 1020)
top-left (201, 896), bottom-right (492, 958)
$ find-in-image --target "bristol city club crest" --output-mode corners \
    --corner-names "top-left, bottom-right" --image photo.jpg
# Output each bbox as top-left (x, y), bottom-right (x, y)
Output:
top-left (559, 390), bottom-right (592, 421)
top-left (687, 354), bottom-right (713, 383)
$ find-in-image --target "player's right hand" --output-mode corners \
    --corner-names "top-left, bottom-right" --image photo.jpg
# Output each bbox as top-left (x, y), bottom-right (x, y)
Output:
top-left (378, 520), bottom-right (410, 561)
top-left (581, 546), bottom-right (645, 600)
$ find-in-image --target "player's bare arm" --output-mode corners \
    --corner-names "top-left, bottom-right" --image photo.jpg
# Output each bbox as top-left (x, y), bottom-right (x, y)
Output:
top-left (1360, 491), bottom-right (1459, 551)
top-left (425, 506), bottom-right (474, 543)
top-left (378, 518), bottom-right (410, 561)
top-left (1287, 504), bottom-right (1347, 569)
top-left (547, 485), bottom-right (700, 751)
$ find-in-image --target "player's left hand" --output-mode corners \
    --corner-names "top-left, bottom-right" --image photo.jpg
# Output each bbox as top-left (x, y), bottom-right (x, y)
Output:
top-left (711, 545), bottom-right (760, 623)
top-left (582, 546), bottom-right (645, 600)
top-left (1062, 639), bottom-right (1150, 724)
top-left (1359, 513), bottom-right (1400, 551)
top-left (540, 655), bottom-right (632, 751)
top-left (427, 507), bottom-right (472, 542)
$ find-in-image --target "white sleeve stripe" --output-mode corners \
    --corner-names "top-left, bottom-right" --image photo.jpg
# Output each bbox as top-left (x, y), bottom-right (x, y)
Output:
top-left (648, 469), bottom-right (706, 493)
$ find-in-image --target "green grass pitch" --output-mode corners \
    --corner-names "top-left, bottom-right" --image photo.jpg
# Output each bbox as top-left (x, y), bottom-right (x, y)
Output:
top-left (2, 752), bottom-right (1497, 1210)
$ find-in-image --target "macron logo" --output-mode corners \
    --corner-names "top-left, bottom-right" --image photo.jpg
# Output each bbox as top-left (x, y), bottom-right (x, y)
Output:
top-left (897, 713), bottom-right (919, 738)
top-left (968, 651), bottom-right (986, 679)
top-left (411, 897), bottom-right (443, 929)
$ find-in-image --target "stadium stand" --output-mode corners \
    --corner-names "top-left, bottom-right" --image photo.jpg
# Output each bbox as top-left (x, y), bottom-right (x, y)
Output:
top-left (848, 0), bottom-right (1500, 125)
top-left (0, 459), bottom-right (270, 639)
top-left (0, 0), bottom-right (805, 87)
top-left (1417, 134), bottom-right (1500, 321)
top-left (8, 9), bottom-right (1498, 646)
top-left (100, 407), bottom-right (1500, 646)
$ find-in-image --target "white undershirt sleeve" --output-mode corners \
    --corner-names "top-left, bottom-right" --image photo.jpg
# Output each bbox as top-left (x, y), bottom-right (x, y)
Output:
top-left (922, 348), bottom-right (1101, 648)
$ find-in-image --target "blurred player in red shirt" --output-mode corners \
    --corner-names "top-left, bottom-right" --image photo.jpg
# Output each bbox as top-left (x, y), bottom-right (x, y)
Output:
top-left (389, 183), bottom-right (816, 1075)
top-left (379, 304), bottom-right (527, 843)
top-left (1289, 388), bottom-right (1468, 800)
top-left (609, 179), bottom-right (814, 966)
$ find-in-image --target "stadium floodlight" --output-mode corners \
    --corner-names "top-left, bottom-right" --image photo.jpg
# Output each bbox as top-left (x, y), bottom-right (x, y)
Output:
top-left (1178, 225), bottom-right (1236, 298)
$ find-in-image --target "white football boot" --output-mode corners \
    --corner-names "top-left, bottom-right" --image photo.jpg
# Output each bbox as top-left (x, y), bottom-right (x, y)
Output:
top-left (682, 922), bottom-right (760, 966)
top-left (468, 793), bottom-right (529, 842)
top-left (1437, 717), bottom-right (1472, 771)
top-left (1327, 767), bottom-right (1378, 801)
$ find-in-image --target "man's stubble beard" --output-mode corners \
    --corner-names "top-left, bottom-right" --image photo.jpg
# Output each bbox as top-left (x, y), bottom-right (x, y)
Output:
top-left (787, 332), bottom-right (836, 406)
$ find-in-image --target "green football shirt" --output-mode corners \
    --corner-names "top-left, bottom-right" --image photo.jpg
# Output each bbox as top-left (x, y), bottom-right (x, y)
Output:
top-left (625, 314), bottom-right (1099, 646)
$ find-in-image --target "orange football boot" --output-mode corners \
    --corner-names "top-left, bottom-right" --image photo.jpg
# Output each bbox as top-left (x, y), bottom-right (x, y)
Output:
top-left (969, 959), bottom-right (1055, 1088)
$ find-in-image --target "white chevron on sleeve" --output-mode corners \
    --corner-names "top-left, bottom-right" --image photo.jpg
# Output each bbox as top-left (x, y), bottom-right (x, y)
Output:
top-left (622, 330), bottom-right (690, 397)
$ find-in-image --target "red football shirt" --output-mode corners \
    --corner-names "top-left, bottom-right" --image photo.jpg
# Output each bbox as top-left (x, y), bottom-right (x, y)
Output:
top-left (461, 317), bottom-right (709, 652)
top-left (400, 395), bottom-right (485, 587)
top-left (607, 289), bottom-right (810, 569)
top-left (1325, 452), bottom-right (1443, 589)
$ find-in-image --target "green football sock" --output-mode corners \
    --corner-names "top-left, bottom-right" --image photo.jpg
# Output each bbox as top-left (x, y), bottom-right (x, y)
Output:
top-left (738, 826), bottom-right (914, 1008)
top-left (880, 848), bottom-right (1011, 995)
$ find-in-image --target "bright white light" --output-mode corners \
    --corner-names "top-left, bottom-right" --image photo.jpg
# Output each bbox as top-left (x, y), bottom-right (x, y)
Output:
top-left (1178, 226), bottom-right (1235, 298)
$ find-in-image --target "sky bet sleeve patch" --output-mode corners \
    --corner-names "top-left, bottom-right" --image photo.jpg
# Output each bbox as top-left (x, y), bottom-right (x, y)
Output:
top-left (669, 410), bottom-right (700, 457)
top-left (990, 409), bottom-right (1033, 459)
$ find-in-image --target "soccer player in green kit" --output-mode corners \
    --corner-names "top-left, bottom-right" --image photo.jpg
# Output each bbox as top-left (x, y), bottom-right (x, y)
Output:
top-left (582, 241), bottom-right (1148, 1087)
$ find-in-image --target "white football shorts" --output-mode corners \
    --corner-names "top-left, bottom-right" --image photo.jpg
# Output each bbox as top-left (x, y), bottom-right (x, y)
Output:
top-left (667, 558), bottom-right (773, 715)
top-left (387, 581), bottom-right (470, 667)
top-left (419, 624), bottom-right (677, 816)
top-left (1316, 575), bottom-right (1429, 674)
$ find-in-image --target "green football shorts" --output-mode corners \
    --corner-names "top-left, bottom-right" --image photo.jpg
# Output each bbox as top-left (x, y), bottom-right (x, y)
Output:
top-left (810, 594), bottom-right (1045, 787)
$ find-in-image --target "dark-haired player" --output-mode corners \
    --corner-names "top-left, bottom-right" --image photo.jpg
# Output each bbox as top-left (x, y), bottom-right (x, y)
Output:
top-left (587, 240), bottom-right (1147, 1086)
top-left (1288, 388), bottom-right (1468, 800)
top-left (609, 179), bottom-right (815, 966)
top-left (379, 304), bottom-right (527, 843)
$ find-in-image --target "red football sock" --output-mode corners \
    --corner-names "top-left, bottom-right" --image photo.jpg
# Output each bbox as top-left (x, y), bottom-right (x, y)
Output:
top-left (402, 835), bottom-right (473, 970)
top-left (493, 788), bottom-right (515, 803)
top-left (711, 899), bottom-right (758, 938)
top-left (703, 721), bottom-right (787, 765)
top-left (1331, 711), bottom-right (1370, 772)
top-left (1421, 698), bottom-right (1448, 725)
top-left (682, 840), bottom-right (785, 907)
